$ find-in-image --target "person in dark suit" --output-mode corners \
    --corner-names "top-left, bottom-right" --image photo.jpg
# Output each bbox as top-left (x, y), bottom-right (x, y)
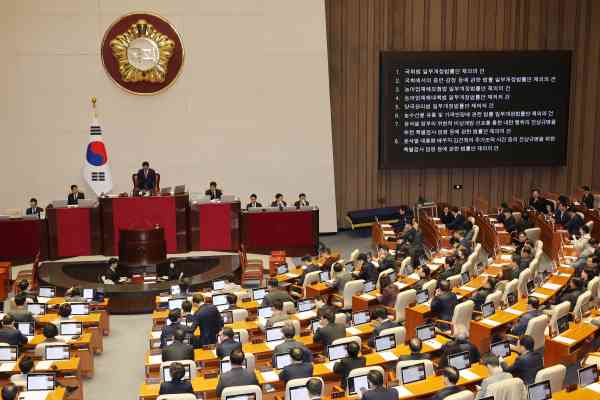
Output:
top-left (333, 342), bottom-right (366, 389)
top-left (25, 198), bottom-right (43, 218)
top-left (67, 185), bottom-right (85, 205)
top-left (430, 280), bottom-right (458, 329)
top-left (9, 294), bottom-right (34, 323)
top-left (159, 362), bottom-right (194, 396)
top-left (446, 208), bottom-right (465, 230)
top-left (439, 206), bottom-right (455, 226)
top-left (160, 310), bottom-right (189, 348)
top-left (215, 349), bottom-right (259, 398)
top-left (398, 338), bottom-right (430, 361)
top-left (135, 161), bottom-right (157, 192)
top-left (205, 181), bottom-right (223, 200)
top-left (246, 194), bottom-right (262, 210)
top-left (368, 307), bottom-right (398, 347)
top-left (438, 332), bottom-right (481, 368)
top-left (262, 283), bottom-right (294, 307)
top-left (216, 328), bottom-right (242, 359)
top-left (501, 208), bottom-right (517, 233)
top-left (471, 276), bottom-right (496, 311)
top-left (511, 296), bottom-right (544, 336)
top-left (582, 186), bottom-right (594, 209)
top-left (162, 329), bottom-right (194, 362)
top-left (353, 253), bottom-right (378, 283)
top-left (502, 335), bottom-right (543, 385)
top-left (556, 277), bottom-right (584, 312)
top-left (554, 202), bottom-right (569, 226)
top-left (0, 315), bottom-right (28, 346)
top-left (294, 193), bottom-right (310, 208)
top-left (306, 378), bottom-right (323, 400)
top-left (566, 208), bottom-right (585, 237)
top-left (393, 206), bottom-right (414, 232)
top-left (271, 193), bottom-right (287, 208)
top-left (190, 295), bottom-right (224, 346)
top-left (528, 189), bottom-right (552, 214)
top-left (429, 367), bottom-right (461, 400)
top-left (377, 275), bottom-right (400, 307)
top-left (299, 255), bottom-right (320, 285)
top-left (103, 258), bottom-right (128, 284)
top-left (438, 256), bottom-right (460, 280)
top-left (330, 262), bottom-right (353, 295)
top-left (314, 309), bottom-right (346, 348)
top-left (1, 384), bottom-right (18, 400)
top-left (361, 370), bottom-right (398, 400)
top-left (279, 347), bottom-right (313, 384)
top-left (272, 324), bottom-right (312, 366)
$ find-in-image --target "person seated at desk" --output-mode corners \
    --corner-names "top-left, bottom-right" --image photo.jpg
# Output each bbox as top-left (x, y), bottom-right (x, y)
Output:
top-left (299, 255), bottom-right (320, 285)
top-left (159, 362), bottom-right (194, 396)
top-left (1, 384), bottom-right (18, 400)
top-left (393, 205), bottom-right (413, 232)
top-left (8, 294), bottom-right (34, 323)
top-left (67, 184), bottom-right (85, 205)
top-left (64, 287), bottom-right (85, 303)
top-left (361, 370), bottom-right (398, 400)
top-left (162, 329), bottom-right (194, 362)
top-left (26, 198), bottom-right (43, 218)
top-left (246, 193), bottom-right (262, 210)
top-left (510, 296), bottom-right (543, 338)
top-left (439, 205), bottom-right (454, 226)
top-left (262, 281), bottom-right (294, 307)
top-left (574, 225), bottom-right (592, 253)
top-left (35, 324), bottom-right (65, 357)
top-left (513, 231), bottom-right (530, 255)
top-left (333, 341), bottom-right (366, 390)
top-left (376, 246), bottom-right (395, 270)
top-left (51, 303), bottom-right (77, 326)
top-left (501, 208), bottom-right (517, 233)
top-left (501, 335), bottom-right (543, 385)
top-left (528, 188), bottom-right (552, 214)
top-left (438, 256), bottom-right (459, 280)
top-left (265, 299), bottom-right (291, 328)
top-left (294, 193), bottom-right (310, 208)
top-left (271, 193), bottom-right (287, 208)
top-left (571, 239), bottom-right (598, 273)
top-left (554, 202), bottom-right (569, 226)
top-left (429, 367), bottom-right (461, 400)
top-left (398, 338), bottom-right (430, 361)
top-left (16, 279), bottom-right (37, 303)
top-left (190, 295), bottom-right (223, 346)
top-left (205, 181), bottom-right (222, 200)
top-left (9, 356), bottom-right (34, 388)
top-left (272, 324), bottom-right (312, 366)
top-left (377, 276), bottom-right (400, 308)
top-left (368, 307), bottom-right (398, 347)
top-left (352, 253), bottom-right (378, 283)
top-left (103, 258), bottom-right (128, 284)
top-left (216, 328), bottom-right (242, 359)
top-left (136, 161), bottom-right (157, 193)
top-left (215, 349), bottom-right (259, 398)
top-left (471, 276), bottom-right (497, 311)
top-left (0, 315), bottom-right (28, 347)
top-left (412, 265), bottom-right (432, 292)
top-left (430, 280), bottom-right (458, 330)
top-left (555, 277), bottom-right (585, 312)
top-left (160, 309), bottom-right (189, 348)
top-left (330, 262), bottom-right (353, 295)
top-left (474, 354), bottom-right (513, 400)
top-left (446, 207), bottom-right (466, 231)
top-left (565, 207), bottom-right (585, 237)
top-left (438, 330), bottom-right (481, 368)
top-left (581, 185), bottom-right (594, 209)
top-left (279, 347), bottom-right (314, 384)
top-left (306, 378), bottom-right (323, 400)
top-left (455, 220), bottom-right (474, 251)
top-left (314, 309), bottom-right (346, 348)
top-left (516, 211), bottom-right (534, 232)
top-left (512, 246), bottom-right (533, 279)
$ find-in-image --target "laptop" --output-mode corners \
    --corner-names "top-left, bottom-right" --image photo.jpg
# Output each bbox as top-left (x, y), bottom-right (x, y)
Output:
top-left (212, 294), bottom-right (229, 306)
top-left (297, 299), bottom-right (316, 313)
top-left (364, 281), bottom-right (376, 293)
top-left (578, 365), bottom-right (599, 387)
top-left (527, 381), bottom-right (552, 400)
top-left (327, 343), bottom-right (349, 361)
top-left (448, 351), bottom-right (471, 371)
top-left (221, 311), bottom-right (233, 324)
top-left (163, 364), bottom-right (191, 382)
top-left (82, 288), bottom-right (95, 301)
top-left (70, 303), bottom-right (89, 316)
top-left (277, 264), bottom-right (289, 275)
top-left (416, 289), bottom-right (429, 305)
top-left (460, 271), bottom-right (470, 285)
top-left (507, 292), bottom-right (517, 306)
top-left (289, 385), bottom-right (310, 400)
top-left (400, 362), bottom-right (427, 384)
top-left (527, 280), bottom-right (535, 295)
top-left (220, 358), bottom-right (247, 373)
top-left (213, 280), bottom-right (227, 291)
top-left (265, 327), bottom-right (285, 343)
top-left (225, 394), bottom-right (257, 400)
top-left (170, 285), bottom-right (181, 296)
top-left (27, 303), bottom-right (47, 316)
top-left (481, 302), bottom-right (496, 318)
top-left (38, 286), bottom-right (55, 298)
top-left (320, 271), bottom-right (331, 282)
top-left (490, 340), bottom-right (510, 358)
top-left (252, 288), bottom-right (267, 302)
top-left (44, 344), bottom-right (70, 361)
top-left (274, 353), bottom-right (293, 369)
top-left (310, 319), bottom-right (320, 334)
top-left (352, 311), bottom-right (371, 326)
top-left (347, 373), bottom-right (371, 395)
top-left (258, 306), bottom-right (273, 319)
top-left (556, 314), bottom-right (570, 335)
top-left (17, 321), bottom-right (35, 337)
top-left (26, 373), bottom-right (56, 391)
top-left (59, 321), bottom-right (82, 337)
top-left (0, 346), bottom-right (18, 362)
top-left (374, 334), bottom-right (396, 352)
top-left (168, 298), bottom-right (185, 310)
top-left (416, 324), bottom-right (435, 341)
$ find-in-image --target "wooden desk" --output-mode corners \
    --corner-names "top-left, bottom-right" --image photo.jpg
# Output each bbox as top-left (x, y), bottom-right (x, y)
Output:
top-left (47, 298), bottom-right (111, 336)
top-left (544, 322), bottom-right (598, 368)
top-left (405, 304), bottom-right (432, 340)
top-left (36, 313), bottom-right (103, 354)
top-left (26, 333), bottom-right (95, 378)
top-left (553, 380), bottom-right (600, 399)
top-left (305, 282), bottom-right (334, 298)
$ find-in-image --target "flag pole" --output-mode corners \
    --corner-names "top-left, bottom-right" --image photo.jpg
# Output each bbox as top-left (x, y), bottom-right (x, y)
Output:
top-left (91, 96), bottom-right (97, 119)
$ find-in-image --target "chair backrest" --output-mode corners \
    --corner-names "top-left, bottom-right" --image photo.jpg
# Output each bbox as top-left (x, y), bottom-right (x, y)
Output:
top-left (525, 227), bottom-right (541, 243)
top-left (220, 385), bottom-right (262, 400)
top-left (535, 240), bottom-right (544, 252)
top-left (399, 257), bottom-right (412, 276)
top-left (394, 289), bottom-right (416, 323)
top-left (343, 280), bottom-right (365, 309)
top-left (471, 224), bottom-right (480, 244)
top-left (332, 335), bottom-right (361, 348)
top-left (347, 366), bottom-right (385, 393)
top-left (378, 326), bottom-right (406, 346)
top-left (376, 268), bottom-right (394, 290)
top-left (303, 271), bottom-right (321, 287)
top-left (335, 313), bottom-right (347, 326)
top-left (588, 276), bottom-right (600, 301)
top-left (451, 300), bottom-right (474, 336)
top-left (517, 268), bottom-right (532, 298)
top-left (395, 359), bottom-right (435, 380)
top-left (485, 291), bottom-right (503, 309)
top-left (422, 279), bottom-right (437, 298)
top-left (473, 243), bottom-right (482, 258)
top-left (234, 329), bottom-right (249, 344)
top-left (573, 290), bottom-right (592, 321)
top-left (503, 279), bottom-right (518, 304)
top-left (157, 395), bottom-right (197, 400)
top-left (535, 365), bottom-right (566, 393)
top-left (231, 309), bottom-right (249, 322)
top-left (488, 377), bottom-right (527, 400)
top-left (159, 360), bottom-right (197, 381)
top-left (443, 391), bottom-right (474, 400)
top-left (548, 301), bottom-right (570, 334)
top-left (285, 377), bottom-right (324, 400)
top-left (447, 274), bottom-right (462, 289)
top-left (222, 353), bottom-right (256, 371)
top-left (460, 260), bottom-right (475, 277)
top-left (528, 256), bottom-right (541, 276)
top-left (525, 314), bottom-right (549, 351)
top-left (586, 220), bottom-right (594, 231)
top-left (283, 301), bottom-right (296, 314)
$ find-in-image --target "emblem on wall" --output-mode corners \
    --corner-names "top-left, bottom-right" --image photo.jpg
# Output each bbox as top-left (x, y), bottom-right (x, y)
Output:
top-left (101, 13), bottom-right (184, 95)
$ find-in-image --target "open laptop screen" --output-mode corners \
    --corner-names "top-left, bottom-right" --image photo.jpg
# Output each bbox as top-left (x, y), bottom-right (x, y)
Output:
top-left (400, 363), bottom-right (427, 384)
top-left (374, 334), bottom-right (396, 352)
top-left (27, 374), bottom-right (56, 391)
top-left (448, 351), bottom-right (471, 371)
top-left (327, 343), bottom-right (349, 361)
top-left (578, 365), bottom-right (599, 387)
top-left (527, 381), bottom-right (552, 400)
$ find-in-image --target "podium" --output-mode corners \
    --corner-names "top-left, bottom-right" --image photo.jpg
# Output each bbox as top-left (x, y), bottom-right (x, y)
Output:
top-left (188, 201), bottom-right (240, 251)
top-left (119, 228), bottom-right (167, 267)
top-left (0, 218), bottom-right (48, 262)
top-left (46, 205), bottom-right (101, 259)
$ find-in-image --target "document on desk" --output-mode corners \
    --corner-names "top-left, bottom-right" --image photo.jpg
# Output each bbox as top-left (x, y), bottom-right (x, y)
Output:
top-left (586, 382), bottom-right (600, 393)
top-left (150, 331), bottom-right (161, 339)
top-left (346, 327), bottom-right (362, 336)
top-left (266, 340), bottom-right (284, 350)
top-left (392, 386), bottom-right (414, 398)
top-left (504, 308), bottom-right (524, 316)
top-left (0, 362), bottom-right (15, 372)
top-left (394, 282), bottom-right (408, 290)
top-left (261, 371), bottom-right (280, 383)
top-left (285, 273), bottom-right (300, 279)
top-left (148, 354), bottom-right (162, 365)
top-left (17, 391), bottom-right (52, 400)
top-left (460, 286), bottom-right (477, 292)
top-left (157, 296), bottom-right (170, 303)
top-left (360, 294), bottom-right (376, 301)
top-left (459, 369), bottom-right (480, 380)
top-left (36, 297), bottom-right (51, 304)
top-left (480, 318), bottom-right (501, 327)
top-left (500, 254), bottom-right (513, 261)
top-left (295, 310), bottom-right (317, 320)
top-left (530, 292), bottom-right (549, 300)
top-left (379, 351), bottom-right (398, 361)
top-left (423, 339), bottom-right (443, 350)
top-left (324, 361), bottom-right (336, 371)
top-left (552, 335), bottom-right (576, 345)
top-left (542, 282), bottom-right (561, 291)
top-left (35, 361), bottom-right (53, 371)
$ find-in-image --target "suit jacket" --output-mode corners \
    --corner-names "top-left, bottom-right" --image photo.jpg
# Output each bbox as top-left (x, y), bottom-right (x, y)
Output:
top-left (314, 323), bottom-right (346, 348)
top-left (554, 210), bottom-right (569, 226)
top-left (136, 168), bottom-right (157, 191)
top-left (271, 200), bottom-right (288, 208)
top-left (397, 352), bottom-right (430, 362)
top-left (271, 339), bottom-right (313, 366)
top-left (160, 322), bottom-right (191, 348)
top-left (159, 380), bottom-right (194, 395)
top-left (582, 193), bottom-right (595, 209)
top-left (357, 263), bottom-right (379, 283)
top-left (363, 387), bottom-right (399, 400)
top-left (262, 290), bottom-right (294, 307)
top-left (379, 285), bottom-right (400, 307)
top-left (559, 288), bottom-right (583, 312)
top-left (205, 188), bottom-right (223, 200)
top-left (503, 216), bottom-right (517, 233)
top-left (430, 385), bottom-right (461, 400)
top-left (191, 304), bottom-right (223, 345)
top-left (0, 327), bottom-right (28, 346)
top-left (439, 212), bottom-right (455, 225)
top-left (333, 356), bottom-right (366, 389)
top-left (246, 202), bottom-right (262, 210)
top-left (446, 214), bottom-right (465, 230)
top-left (430, 292), bottom-right (458, 322)
top-left (511, 309), bottom-right (543, 336)
top-left (566, 215), bottom-right (585, 236)
top-left (502, 350), bottom-right (543, 385)
top-left (471, 287), bottom-right (492, 311)
top-left (279, 362), bottom-right (314, 383)
top-left (215, 367), bottom-right (259, 397)
top-left (162, 340), bottom-right (194, 362)
top-left (333, 271), bottom-right (353, 295)
top-left (475, 371), bottom-right (513, 400)
top-left (9, 309), bottom-right (34, 323)
top-left (216, 338), bottom-right (242, 359)
top-left (368, 319), bottom-right (398, 347)
top-left (439, 338), bottom-right (481, 368)
top-left (294, 200), bottom-right (310, 208)
top-left (25, 207), bottom-right (43, 217)
top-left (529, 197), bottom-right (551, 214)
top-left (67, 192), bottom-right (84, 205)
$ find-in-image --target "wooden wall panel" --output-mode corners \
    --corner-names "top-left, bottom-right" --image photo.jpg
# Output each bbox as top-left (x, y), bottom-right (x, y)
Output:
top-left (325, 0), bottom-right (600, 227)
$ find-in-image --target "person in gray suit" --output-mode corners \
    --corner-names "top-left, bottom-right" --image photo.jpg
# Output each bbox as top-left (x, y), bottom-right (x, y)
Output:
top-left (279, 347), bottom-right (314, 384)
top-left (162, 329), bottom-right (194, 362)
top-left (215, 349), bottom-right (259, 398)
top-left (313, 309), bottom-right (346, 348)
top-left (272, 324), bottom-right (312, 366)
top-left (216, 328), bottom-right (242, 359)
top-left (475, 354), bottom-right (513, 400)
top-left (368, 307), bottom-right (398, 347)
top-left (330, 262), bottom-right (353, 295)
top-left (9, 294), bottom-right (34, 323)
top-left (262, 283), bottom-right (294, 307)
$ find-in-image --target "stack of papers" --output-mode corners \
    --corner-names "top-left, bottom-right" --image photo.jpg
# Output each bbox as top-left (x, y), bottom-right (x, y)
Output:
top-left (17, 391), bottom-right (52, 400)
top-left (392, 386), bottom-right (414, 398)
top-left (530, 292), bottom-right (549, 300)
top-left (500, 255), bottom-right (513, 261)
top-left (553, 336), bottom-right (576, 345)
top-left (542, 282), bottom-right (561, 290)
top-left (35, 361), bottom-right (53, 371)
top-left (460, 286), bottom-right (477, 292)
top-left (0, 362), bottom-right (15, 372)
top-left (586, 382), bottom-right (600, 393)
top-left (379, 351), bottom-right (398, 361)
top-left (360, 294), bottom-right (376, 301)
top-left (261, 371), bottom-right (280, 383)
top-left (295, 310), bottom-right (317, 320)
top-left (480, 319), bottom-right (501, 327)
top-left (424, 339), bottom-right (443, 349)
top-left (285, 273), bottom-right (300, 278)
top-left (346, 327), bottom-right (362, 336)
top-left (265, 340), bottom-right (284, 350)
top-left (459, 370), bottom-right (480, 380)
top-left (148, 354), bottom-right (162, 364)
top-left (504, 308), bottom-right (524, 316)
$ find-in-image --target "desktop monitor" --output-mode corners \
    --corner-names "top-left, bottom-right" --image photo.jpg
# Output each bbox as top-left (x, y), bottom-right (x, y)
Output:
top-left (347, 374), bottom-right (371, 395)
top-left (38, 286), bottom-right (55, 298)
top-left (17, 321), bottom-right (35, 337)
top-left (352, 311), bottom-right (371, 326)
top-left (258, 307), bottom-right (273, 319)
top-left (481, 302), bottom-right (496, 318)
top-left (416, 289), bottom-right (429, 305)
top-left (320, 271), bottom-right (330, 282)
top-left (578, 365), bottom-right (599, 387)
top-left (416, 324), bottom-right (435, 341)
top-left (44, 344), bottom-right (70, 361)
top-left (82, 288), bottom-right (95, 301)
top-left (374, 334), bottom-right (396, 352)
top-left (213, 280), bottom-right (226, 291)
top-left (289, 385), bottom-right (310, 400)
top-left (27, 303), bottom-right (47, 316)
top-left (163, 364), bottom-right (191, 382)
top-left (0, 346), bottom-right (17, 362)
top-left (265, 327), bottom-right (285, 343)
top-left (168, 298), bottom-right (185, 310)
top-left (277, 264), bottom-right (289, 275)
top-left (448, 351), bottom-right (471, 371)
top-left (212, 294), bottom-right (229, 306)
top-left (297, 299), bottom-right (316, 313)
top-left (59, 322), bottom-right (82, 336)
top-left (400, 363), bottom-right (427, 385)
top-left (70, 303), bottom-right (89, 316)
top-left (327, 343), bottom-right (349, 361)
top-left (274, 353), bottom-right (293, 369)
top-left (460, 272), bottom-right (470, 285)
top-left (490, 340), bottom-right (510, 359)
top-left (26, 374), bottom-right (56, 391)
top-left (527, 381), bottom-right (552, 400)
top-left (252, 288), bottom-right (267, 301)
top-left (556, 314), bottom-right (570, 334)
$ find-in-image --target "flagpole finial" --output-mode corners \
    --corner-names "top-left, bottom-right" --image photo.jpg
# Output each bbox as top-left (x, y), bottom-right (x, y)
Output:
top-left (91, 96), bottom-right (97, 118)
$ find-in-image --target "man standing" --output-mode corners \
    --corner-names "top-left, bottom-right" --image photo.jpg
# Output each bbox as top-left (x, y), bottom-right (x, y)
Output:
top-left (67, 185), bottom-right (85, 205)
top-left (136, 161), bottom-right (157, 192)
top-left (191, 295), bottom-right (223, 346)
